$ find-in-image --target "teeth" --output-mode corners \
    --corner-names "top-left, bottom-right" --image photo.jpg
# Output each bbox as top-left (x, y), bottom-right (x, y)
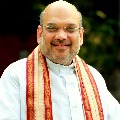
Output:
top-left (51, 43), bottom-right (71, 46)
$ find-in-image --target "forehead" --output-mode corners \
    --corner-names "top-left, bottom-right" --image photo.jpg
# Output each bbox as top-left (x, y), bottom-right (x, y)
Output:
top-left (43, 1), bottom-right (80, 25)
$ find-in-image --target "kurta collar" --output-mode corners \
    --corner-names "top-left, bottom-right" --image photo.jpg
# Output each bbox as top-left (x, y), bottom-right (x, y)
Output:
top-left (46, 58), bottom-right (75, 76)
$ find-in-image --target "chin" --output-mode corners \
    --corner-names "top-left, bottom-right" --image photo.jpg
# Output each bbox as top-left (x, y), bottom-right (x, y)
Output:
top-left (54, 54), bottom-right (74, 65)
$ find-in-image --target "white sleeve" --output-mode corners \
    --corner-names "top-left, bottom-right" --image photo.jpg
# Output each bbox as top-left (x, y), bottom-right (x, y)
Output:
top-left (106, 91), bottom-right (120, 120)
top-left (0, 64), bottom-right (21, 120)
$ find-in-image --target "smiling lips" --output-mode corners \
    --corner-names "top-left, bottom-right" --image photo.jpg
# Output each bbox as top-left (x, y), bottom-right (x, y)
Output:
top-left (51, 40), bottom-right (72, 48)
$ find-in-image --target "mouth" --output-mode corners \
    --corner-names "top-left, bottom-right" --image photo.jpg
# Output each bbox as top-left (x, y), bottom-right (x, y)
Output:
top-left (51, 43), bottom-right (72, 46)
top-left (50, 43), bottom-right (72, 51)
top-left (50, 40), bottom-right (72, 50)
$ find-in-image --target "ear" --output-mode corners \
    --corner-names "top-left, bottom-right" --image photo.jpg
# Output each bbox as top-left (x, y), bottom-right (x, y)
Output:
top-left (37, 25), bottom-right (42, 44)
top-left (79, 27), bottom-right (84, 45)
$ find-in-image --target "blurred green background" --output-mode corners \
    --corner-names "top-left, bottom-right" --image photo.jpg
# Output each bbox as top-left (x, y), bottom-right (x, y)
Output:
top-left (0, 0), bottom-right (120, 102)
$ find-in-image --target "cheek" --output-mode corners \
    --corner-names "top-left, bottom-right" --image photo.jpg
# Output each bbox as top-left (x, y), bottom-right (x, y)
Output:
top-left (71, 35), bottom-right (80, 45)
top-left (41, 33), bottom-right (49, 44)
top-left (42, 37), bottom-right (53, 49)
top-left (44, 32), bottom-right (54, 44)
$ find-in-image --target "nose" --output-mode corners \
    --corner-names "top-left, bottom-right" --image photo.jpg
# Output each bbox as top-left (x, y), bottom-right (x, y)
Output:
top-left (55, 29), bottom-right (67, 40)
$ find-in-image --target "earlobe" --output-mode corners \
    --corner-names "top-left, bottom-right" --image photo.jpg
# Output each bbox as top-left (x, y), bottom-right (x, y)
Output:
top-left (37, 25), bottom-right (42, 44)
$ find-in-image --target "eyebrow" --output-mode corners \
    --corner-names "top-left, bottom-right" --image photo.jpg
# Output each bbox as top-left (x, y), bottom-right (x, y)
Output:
top-left (47, 23), bottom-right (77, 27)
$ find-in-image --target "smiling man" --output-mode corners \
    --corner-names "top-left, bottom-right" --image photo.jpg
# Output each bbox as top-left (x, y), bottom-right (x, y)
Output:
top-left (0, 0), bottom-right (120, 120)
top-left (37, 1), bottom-right (84, 66)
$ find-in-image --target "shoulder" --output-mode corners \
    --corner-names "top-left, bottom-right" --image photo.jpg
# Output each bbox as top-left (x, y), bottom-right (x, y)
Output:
top-left (75, 56), bottom-right (106, 87)
top-left (4, 58), bottom-right (27, 72)
top-left (1, 58), bottom-right (27, 81)
top-left (87, 64), bottom-right (107, 88)
top-left (87, 65), bottom-right (103, 78)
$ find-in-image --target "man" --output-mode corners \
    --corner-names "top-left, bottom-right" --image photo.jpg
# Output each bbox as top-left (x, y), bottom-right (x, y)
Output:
top-left (0, 0), bottom-right (120, 120)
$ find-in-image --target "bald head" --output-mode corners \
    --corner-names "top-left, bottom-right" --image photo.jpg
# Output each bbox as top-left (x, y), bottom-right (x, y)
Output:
top-left (45, 0), bottom-right (77, 12)
top-left (40, 0), bottom-right (82, 27)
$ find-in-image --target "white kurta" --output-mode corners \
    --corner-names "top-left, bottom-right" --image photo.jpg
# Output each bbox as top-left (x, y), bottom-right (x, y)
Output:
top-left (0, 58), bottom-right (120, 120)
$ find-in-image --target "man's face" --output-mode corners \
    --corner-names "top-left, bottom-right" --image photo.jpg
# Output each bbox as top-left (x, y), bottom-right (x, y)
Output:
top-left (37, 3), bottom-right (84, 65)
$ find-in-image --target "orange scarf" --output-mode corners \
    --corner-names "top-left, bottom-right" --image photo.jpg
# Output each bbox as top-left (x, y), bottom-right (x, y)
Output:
top-left (26, 46), bottom-right (104, 120)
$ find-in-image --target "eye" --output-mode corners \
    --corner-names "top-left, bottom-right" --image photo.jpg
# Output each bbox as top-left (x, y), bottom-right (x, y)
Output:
top-left (45, 25), bottom-right (58, 32)
top-left (65, 26), bottom-right (76, 33)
